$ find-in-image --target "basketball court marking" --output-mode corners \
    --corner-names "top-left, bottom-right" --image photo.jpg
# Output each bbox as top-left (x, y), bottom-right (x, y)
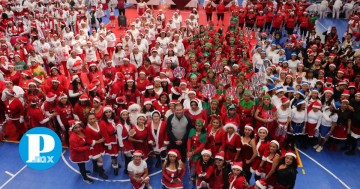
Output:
top-left (61, 149), bottom-right (162, 182)
top-left (0, 165), bottom-right (27, 189)
top-left (297, 149), bottom-right (351, 189)
top-left (316, 20), bottom-right (328, 30)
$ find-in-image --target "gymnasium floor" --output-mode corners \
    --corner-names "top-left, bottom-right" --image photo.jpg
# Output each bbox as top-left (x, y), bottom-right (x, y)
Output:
top-left (1, 2), bottom-right (359, 189)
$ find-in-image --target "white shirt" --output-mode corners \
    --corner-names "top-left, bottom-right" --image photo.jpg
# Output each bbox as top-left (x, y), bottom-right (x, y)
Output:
top-left (291, 108), bottom-right (307, 123)
top-left (84, 46), bottom-right (97, 62)
top-left (320, 108), bottom-right (338, 127)
top-left (307, 110), bottom-right (322, 124)
top-left (127, 160), bottom-right (147, 174)
top-left (66, 56), bottom-right (82, 70)
top-left (277, 106), bottom-right (291, 123)
top-left (112, 50), bottom-right (126, 66)
top-left (271, 95), bottom-right (282, 108)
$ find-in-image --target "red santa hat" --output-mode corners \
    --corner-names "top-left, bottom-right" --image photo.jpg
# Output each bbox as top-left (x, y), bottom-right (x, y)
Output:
top-left (323, 87), bottom-right (334, 94)
top-left (180, 79), bottom-right (187, 86)
top-left (79, 93), bottom-right (89, 101)
top-left (34, 76), bottom-right (43, 84)
top-left (5, 89), bottom-right (16, 96)
top-left (270, 140), bottom-right (280, 148)
top-left (27, 81), bottom-right (37, 87)
top-left (68, 120), bottom-right (82, 131)
top-left (201, 149), bottom-right (212, 156)
top-left (8, 63), bottom-right (15, 68)
top-left (312, 101), bottom-right (322, 109)
top-left (58, 93), bottom-right (68, 100)
top-left (71, 74), bottom-right (79, 82)
top-left (169, 99), bottom-right (180, 104)
top-left (103, 105), bottom-right (113, 112)
top-left (281, 96), bottom-right (290, 104)
top-left (160, 68), bottom-right (167, 75)
top-left (337, 69), bottom-right (345, 74)
top-left (231, 162), bottom-right (243, 171)
top-left (348, 82), bottom-right (356, 88)
top-left (133, 150), bottom-right (144, 157)
top-left (215, 151), bottom-right (225, 160)
top-left (46, 92), bottom-right (57, 102)
top-left (255, 179), bottom-right (267, 189)
top-left (143, 98), bottom-right (152, 106)
top-left (126, 77), bottom-right (135, 82)
top-left (93, 96), bottom-right (101, 103)
top-left (223, 123), bottom-right (237, 131)
top-left (244, 124), bottom-right (254, 131)
top-left (338, 80), bottom-right (347, 85)
top-left (145, 85), bottom-right (154, 90)
top-left (116, 96), bottom-right (126, 104)
top-left (4, 78), bottom-right (13, 84)
top-left (341, 89), bottom-right (350, 96)
top-left (167, 149), bottom-right (180, 158)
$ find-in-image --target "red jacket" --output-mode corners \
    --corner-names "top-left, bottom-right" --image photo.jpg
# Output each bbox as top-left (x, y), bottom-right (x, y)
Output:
top-left (300, 16), bottom-right (310, 28)
top-left (147, 120), bottom-right (169, 152)
top-left (69, 131), bottom-right (91, 163)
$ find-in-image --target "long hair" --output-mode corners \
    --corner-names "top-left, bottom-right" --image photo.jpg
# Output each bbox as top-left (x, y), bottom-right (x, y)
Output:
top-left (278, 156), bottom-right (298, 171)
top-left (71, 79), bottom-right (83, 93)
top-left (101, 111), bottom-right (117, 124)
top-left (144, 89), bottom-right (156, 98)
top-left (142, 105), bottom-right (154, 114)
top-left (119, 115), bottom-right (131, 126)
top-left (124, 82), bottom-right (136, 93)
top-left (158, 93), bottom-right (170, 104)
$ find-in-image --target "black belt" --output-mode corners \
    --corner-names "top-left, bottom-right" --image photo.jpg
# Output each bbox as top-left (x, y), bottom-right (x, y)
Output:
top-left (226, 146), bottom-right (237, 153)
top-left (215, 142), bottom-right (222, 146)
top-left (292, 122), bottom-right (304, 126)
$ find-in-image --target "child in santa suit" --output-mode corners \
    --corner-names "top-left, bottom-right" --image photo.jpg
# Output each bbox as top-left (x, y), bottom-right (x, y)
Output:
top-left (228, 162), bottom-right (248, 189)
top-left (195, 149), bottom-right (214, 188)
top-left (128, 150), bottom-right (152, 189)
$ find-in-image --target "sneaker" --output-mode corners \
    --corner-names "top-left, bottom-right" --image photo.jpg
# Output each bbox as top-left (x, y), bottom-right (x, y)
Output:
top-left (146, 183), bottom-right (152, 189)
top-left (316, 146), bottom-right (323, 152)
top-left (83, 177), bottom-right (94, 184)
top-left (313, 144), bottom-right (319, 150)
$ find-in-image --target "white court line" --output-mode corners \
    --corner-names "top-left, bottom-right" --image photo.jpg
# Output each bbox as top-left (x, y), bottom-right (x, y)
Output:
top-left (316, 20), bottom-right (328, 30)
top-left (0, 165), bottom-right (27, 189)
top-left (297, 149), bottom-right (351, 189)
top-left (61, 153), bottom-right (162, 182)
top-left (4, 171), bottom-right (14, 177)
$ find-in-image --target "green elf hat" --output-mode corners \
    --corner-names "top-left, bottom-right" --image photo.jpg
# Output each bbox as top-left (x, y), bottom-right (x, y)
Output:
top-left (229, 37), bottom-right (236, 41)
top-left (237, 83), bottom-right (244, 88)
top-left (263, 94), bottom-right (271, 99)
top-left (192, 64), bottom-right (198, 68)
top-left (245, 60), bottom-right (252, 68)
top-left (195, 119), bottom-right (205, 127)
top-left (218, 82), bottom-right (225, 86)
top-left (188, 53), bottom-right (196, 58)
top-left (190, 73), bottom-right (198, 79)
top-left (211, 99), bottom-right (219, 104)
top-left (207, 69), bottom-right (214, 73)
top-left (199, 25), bottom-right (205, 28)
top-left (222, 58), bottom-right (228, 62)
top-left (238, 72), bottom-right (245, 77)
top-left (205, 42), bottom-right (212, 48)
top-left (243, 90), bottom-right (251, 95)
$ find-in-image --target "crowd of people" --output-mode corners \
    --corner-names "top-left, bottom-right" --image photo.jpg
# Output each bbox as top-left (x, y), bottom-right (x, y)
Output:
top-left (0, 0), bottom-right (360, 188)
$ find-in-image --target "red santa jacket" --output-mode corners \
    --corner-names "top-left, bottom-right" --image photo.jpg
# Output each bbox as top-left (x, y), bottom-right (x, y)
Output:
top-left (152, 100), bottom-right (169, 118)
top-left (69, 130), bottom-right (91, 163)
top-left (147, 120), bottom-right (169, 152)
top-left (28, 106), bottom-right (47, 128)
top-left (5, 97), bottom-right (24, 119)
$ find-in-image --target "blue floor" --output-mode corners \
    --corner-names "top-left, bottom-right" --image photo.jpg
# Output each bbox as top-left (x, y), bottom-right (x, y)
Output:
top-left (0, 142), bottom-right (359, 189)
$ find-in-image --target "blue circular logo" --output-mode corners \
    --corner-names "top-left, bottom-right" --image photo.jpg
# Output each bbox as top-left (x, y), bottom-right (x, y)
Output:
top-left (19, 127), bottom-right (62, 170)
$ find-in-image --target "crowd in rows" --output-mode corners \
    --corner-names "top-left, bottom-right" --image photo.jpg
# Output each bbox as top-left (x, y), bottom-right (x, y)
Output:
top-left (0, 0), bottom-right (360, 189)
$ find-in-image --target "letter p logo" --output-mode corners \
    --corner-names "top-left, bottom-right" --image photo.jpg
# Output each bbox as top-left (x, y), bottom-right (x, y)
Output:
top-left (26, 134), bottom-right (55, 163)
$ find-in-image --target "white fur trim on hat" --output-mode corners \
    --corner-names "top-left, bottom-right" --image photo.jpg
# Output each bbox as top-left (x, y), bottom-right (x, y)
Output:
top-left (285, 152), bottom-right (297, 159)
top-left (270, 140), bottom-right (280, 148)
top-left (146, 85), bottom-right (154, 90)
top-left (244, 124), bottom-right (254, 131)
top-left (133, 151), bottom-right (143, 156)
top-left (215, 155), bottom-right (224, 160)
top-left (258, 126), bottom-right (268, 134)
top-left (136, 113), bottom-right (146, 120)
top-left (120, 109), bottom-right (128, 115)
top-left (224, 123), bottom-right (237, 131)
top-left (128, 103), bottom-right (141, 112)
top-left (231, 164), bottom-right (243, 171)
top-left (255, 180), bottom-right (267, 189)
top-left (103, 106), bottom-right (112, 112)
top-left (167, 151), bottom-right (177, 157)
top-left (201, 149), bottom-right (212, 156)
top-left (144, 100), bottom-right (152, 106)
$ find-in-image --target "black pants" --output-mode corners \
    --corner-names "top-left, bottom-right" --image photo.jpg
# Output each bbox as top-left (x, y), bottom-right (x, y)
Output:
top-left (257, 26), bottom-right (264, 32)
top-left (286, 27), bottom-right (294, 35)
top-left (206, 13), bottom-right (212, 21)
top-left (77, 163), bottom-right (87, 179)
top-left (217, 13), bottom-right (224, 21)
top-left (118, 8), bottom-right (125, 16)
top-left (270, 27), bottom-right (280, 34)
top-left (300, 27), bottom-right (307, 36)
top-left (265, 22), bottom-right (271, 30)
top-left (97, 18), bottom-right (102, 23)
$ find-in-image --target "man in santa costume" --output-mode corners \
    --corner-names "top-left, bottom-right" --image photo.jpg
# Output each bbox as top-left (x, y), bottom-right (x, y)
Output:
top-left (3, 89), bottom-right (24, 141)
top-left (128, 102), bottom-right (142, 126)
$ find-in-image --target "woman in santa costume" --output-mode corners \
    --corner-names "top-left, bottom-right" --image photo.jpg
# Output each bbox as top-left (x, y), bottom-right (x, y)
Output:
top-left (100, 106), bottom-right (120, 176)
top-left (223, 122), bottom-right (241, 163)
top-left (241, 124), bottom-right (257, 183)
top-left (116, 109), bottom-right (135, 174)
top-left (68, 120), bottom-right (93, 184)
top-left (152, 92), bottom-right (169, 119)
top-left (228, 162), bottom-right (248, 189)
top-left (276, 97), bottom-right (292, 149)
top-left (27, 97), bottom-right (54, 129)
top-left (91, 97), bottom-right (104, 120)
top-left (129, 114), bottom-right (150, 160)
top-left (195, 149), bottom-right (214, 189)
top-left (184, 98), bottom-right (208, 127)
top-left (68, 74), bottom-right (85, 106)
top-left (209, 151), bottom-right (231, 189)
top-left (251, 127), bottom-right (270, 181)
top-left (161, 149), bottom-right (186, 189)
top-left (305, 101), bottom-right (323, 148)
top-left (260, 140), bottom-right (281, 188)
top-left (4, 89), bottom-right (24, 141)
top-left (128, 150), bottom-right (152, 189)
top-left (147, 110), bottom-right (169, 168)
top-left (330, 99), bottom-right (351, 151)
top-left (206, 115), bottom-right (225, 156)
top-left (85, 113), bottom-right (109, 179)
top-left (56, 93), bottom-right (75, 145)
top-left (124, 77), bottom-right (141, 105)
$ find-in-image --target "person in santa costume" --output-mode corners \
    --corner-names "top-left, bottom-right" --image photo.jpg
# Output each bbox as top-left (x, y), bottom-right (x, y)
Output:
top-left (152, 92), bottom-right (169, 118)
top-left (116, 109), bottom-right (135, 174)
top-left (329, 99), bottom-right (351, 151)
top-left (305, 101), bottom-right (323, 148)
top-left (194, 149), bottom-right (214, 189)
top-left (27, 96), bottom-right (54, 129)
top-left (3, 89), bottom-right (24, 141)
top-left (251, 127), bottom-right (270, 181)
top-left (254, 94), bottom-right (277, 136)
top-left (129, 114), bottom-right (150, 160)
top-left (239, 90), bottom-right (255, 134)
top-left (184, 98), bottom-right (208, 127)
top-left (228, 162), bottom-right (248, 189)
top-left (276, 97), bottom-right (292, 149)
top-left (68, 120), bottom-right (93, 184)
top-left (274, 152), bottom-right (298, 189)
top-left (100, 106), bottom-right (120, 176)
top-left (147, 110), bottom-right (169, 168)
top-left (128, 150), bottom-right (152, 189)
top-left (223, 122), bottom-right (241, 163)
top-left (161, 149), bottom-right (186, 189)
top-left (55, 93), bottom-right (74, 145)
top-left (206, 115), bottom-right (225, 156)
top-left (240, 124), bottom-right (256, 183)
top-left (85, 113), bottom-right (109, 179)
top-left (260, 140), bottom-right (281, 188)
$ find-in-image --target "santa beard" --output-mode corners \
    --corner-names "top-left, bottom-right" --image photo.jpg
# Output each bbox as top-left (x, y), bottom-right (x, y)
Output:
top-left (129, 111), bottom-right (140, 126)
